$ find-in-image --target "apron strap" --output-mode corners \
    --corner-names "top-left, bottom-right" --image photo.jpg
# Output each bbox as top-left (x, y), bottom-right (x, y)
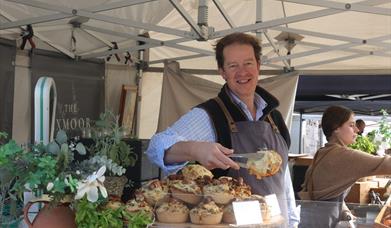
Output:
top-left (214, 97), bottom-right (238, 133)
top-left (266, 114), bottom-right (280, 134)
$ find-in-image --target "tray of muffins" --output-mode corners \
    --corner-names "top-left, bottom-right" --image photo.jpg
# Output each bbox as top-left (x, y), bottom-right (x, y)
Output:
top-left (127, 164), bottom-right (285, 227)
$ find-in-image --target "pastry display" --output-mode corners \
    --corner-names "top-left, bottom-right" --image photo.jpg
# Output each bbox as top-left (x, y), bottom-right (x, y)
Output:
top-left (156, 198), bottom-right (189, 223)
top-left (190, 197), bottom-right (223, 225)
top-left (122, 164), bottom-right (280, 226)
top-left (247, 150), bottom-right (282, 179)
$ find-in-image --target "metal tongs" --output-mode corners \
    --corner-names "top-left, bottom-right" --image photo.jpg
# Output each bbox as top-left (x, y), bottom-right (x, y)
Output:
top-left (229, 152), bottom-right (266, 168)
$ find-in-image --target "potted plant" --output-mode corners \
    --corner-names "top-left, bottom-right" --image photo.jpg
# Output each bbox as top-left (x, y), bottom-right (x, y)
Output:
top-left (86, 111), bottom-right (139, 198)
top-left (1, 129), bottom-right (150, 228)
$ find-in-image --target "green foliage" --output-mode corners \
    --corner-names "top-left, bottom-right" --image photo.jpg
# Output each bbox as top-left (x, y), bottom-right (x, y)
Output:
top-left (350, 110), bottom-right (391, 155)
top-left (74, 197), bottom-right (152, 228)
top-left (89, 111), bottom-right (138, 173)
top-left (349, 135), bottom-right (376, 154)
top-left (0, 133), bottom-right (25, 223)
top-left (123, 211), bottom-right (153, 228)
top-left (377, 109), bottom-right (391, 147)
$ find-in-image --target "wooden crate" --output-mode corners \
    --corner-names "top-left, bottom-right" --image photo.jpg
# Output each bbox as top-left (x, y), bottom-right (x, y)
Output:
top-left (345, 181), bottom-right (377, 204)
top-left (374, 196), bottom-right (391, 228)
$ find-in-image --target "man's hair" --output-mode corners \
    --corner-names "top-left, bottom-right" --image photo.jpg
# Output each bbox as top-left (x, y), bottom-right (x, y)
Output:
top-left (321, 105), bottom-right (354, 140)
top-left (356, 119), bottom-right (365, 126)
top-left (214, 32), bottom-right (261, 69)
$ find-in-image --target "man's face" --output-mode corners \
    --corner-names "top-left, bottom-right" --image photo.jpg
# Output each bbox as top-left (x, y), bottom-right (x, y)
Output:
top-left (219, 43), bottom-right (260, 101)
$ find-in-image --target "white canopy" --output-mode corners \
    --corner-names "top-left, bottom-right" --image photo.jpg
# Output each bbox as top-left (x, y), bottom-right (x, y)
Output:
top-left (1, 0), bottom-right (390, 141)
top-left (1, 0), bottom-right (390, 72)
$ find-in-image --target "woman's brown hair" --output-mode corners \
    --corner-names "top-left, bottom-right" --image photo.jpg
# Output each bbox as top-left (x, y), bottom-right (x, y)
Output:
top-left (322, 105), bottom-right (354, 140)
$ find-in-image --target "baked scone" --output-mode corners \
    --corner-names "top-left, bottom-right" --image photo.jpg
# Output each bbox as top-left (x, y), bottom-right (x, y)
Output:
top-left (140, 179), bottom-right (169, 207)
top-left (170, 179), bottom-right (202, 205)
top-left (247, 150), bottom-right (282, 179)
top-left (156, 198), bottom-right (189, 223)
top-left (181, 164), bottom-right (213, 181)
top-left (202, 176), bottom-right (235, 205)
top-left (190, 197), bottom-right (223, 225)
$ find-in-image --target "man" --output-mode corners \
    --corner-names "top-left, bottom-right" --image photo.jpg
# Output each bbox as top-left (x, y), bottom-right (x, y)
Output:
top-left (356, 119), bottom-right (366, 135)
top-left (146, 33), bottom-right (299, 227)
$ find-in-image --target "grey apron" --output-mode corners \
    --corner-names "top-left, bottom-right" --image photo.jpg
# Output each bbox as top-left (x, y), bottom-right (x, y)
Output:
top-left (214, 97), bottom-right (289, 224)
top-left (300, 149), bottom-right (349, 228)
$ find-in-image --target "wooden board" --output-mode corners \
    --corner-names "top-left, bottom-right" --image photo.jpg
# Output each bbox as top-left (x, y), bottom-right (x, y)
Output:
top-left (151, 215), bottom-right (285, 227)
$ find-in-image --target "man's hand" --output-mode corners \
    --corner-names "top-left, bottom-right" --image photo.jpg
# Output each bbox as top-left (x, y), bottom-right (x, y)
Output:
top-left (165, 141), bottom-right (240, 170)
top-left (192, 142), bottom-right (240, 170)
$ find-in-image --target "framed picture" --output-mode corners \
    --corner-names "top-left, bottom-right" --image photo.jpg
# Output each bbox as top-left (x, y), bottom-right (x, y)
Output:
top-left (119, 85), bottom-right (138, 136)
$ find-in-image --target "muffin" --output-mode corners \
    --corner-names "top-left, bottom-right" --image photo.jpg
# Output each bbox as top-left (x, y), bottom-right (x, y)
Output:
top-left (140, 179), bottom-right (169, 207)
top-left (246, 194), bottom-right (271, 222)
top-left (222, 201), bottom-right (237, 224)
top-left (156, 198), bottom-right (189, 223)
top-left (202, 176), bottom-right (235, 205)
top-left (190, 197), bottom-right (223, 225)
top-left (222, 195), bottom-right (270, 224)
top-left (231, 177), bottom-right (251, 199)
top-left (125, 198), bottom-right (154, 218)
top-left (170, 179), bottom-right (202, 205)
top-left (181, 164), bottom-right (213, 181)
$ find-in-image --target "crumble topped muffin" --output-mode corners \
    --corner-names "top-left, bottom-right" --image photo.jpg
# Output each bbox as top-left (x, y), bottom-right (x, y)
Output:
top-left (181, 164), bottom-right (214, 181)
top-left (202, 176), bottom-right (235, 205)
top-left (156, 198), bottom-right (189, 223)
top-left (170, 179), bottom-right (202, 205)
top-left (140, 179), bottom-right (169, 206)
top-left (190, 197), bottom-right (223, 225)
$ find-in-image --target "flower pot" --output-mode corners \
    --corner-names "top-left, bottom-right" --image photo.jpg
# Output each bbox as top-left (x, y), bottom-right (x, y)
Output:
top-left (23, 200), bottom-right (76, 228)
top-left (104, 175), bottom-right (128, 197)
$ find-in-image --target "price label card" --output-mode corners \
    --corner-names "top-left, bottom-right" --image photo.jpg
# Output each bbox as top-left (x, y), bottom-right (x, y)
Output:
top-left (232, 200), bottom-right (262, 225)
top-left (265, 194), bottom-right (281, 216)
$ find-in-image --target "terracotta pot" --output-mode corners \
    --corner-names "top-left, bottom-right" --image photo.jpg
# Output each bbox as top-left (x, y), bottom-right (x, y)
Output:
top-left (23, 200), bottom-right (76, 228)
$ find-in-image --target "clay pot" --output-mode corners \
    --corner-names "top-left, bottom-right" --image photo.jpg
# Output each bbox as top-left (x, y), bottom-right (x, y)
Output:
top-left (23, 200), bottom-right (76, 228)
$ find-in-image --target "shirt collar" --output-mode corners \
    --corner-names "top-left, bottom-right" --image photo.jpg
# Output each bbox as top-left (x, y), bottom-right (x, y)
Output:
top-left (227, 88), bottom-right (267, 120)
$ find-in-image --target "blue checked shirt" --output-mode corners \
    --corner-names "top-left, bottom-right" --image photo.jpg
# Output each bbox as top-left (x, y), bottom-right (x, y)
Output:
top-left (146, 90), bottom-right (300, 226)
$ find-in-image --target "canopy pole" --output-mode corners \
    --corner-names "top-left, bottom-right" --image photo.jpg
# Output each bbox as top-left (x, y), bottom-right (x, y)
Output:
top-left (255, 0), bottom-right (263, 55)
top-left (134, 33), bottom-right (149, 137)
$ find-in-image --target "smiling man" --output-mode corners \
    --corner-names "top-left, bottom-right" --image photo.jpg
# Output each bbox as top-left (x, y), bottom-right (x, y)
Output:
top-left (146, 33), bottom-right (300, 227)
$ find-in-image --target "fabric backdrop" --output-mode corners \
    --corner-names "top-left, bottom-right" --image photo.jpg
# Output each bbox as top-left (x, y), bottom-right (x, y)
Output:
top-left (157, 61), bottom-right (299, 133)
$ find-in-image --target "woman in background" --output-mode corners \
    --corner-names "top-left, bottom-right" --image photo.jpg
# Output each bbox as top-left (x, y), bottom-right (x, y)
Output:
top-left (299, 105), bottom-right (391, 228)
